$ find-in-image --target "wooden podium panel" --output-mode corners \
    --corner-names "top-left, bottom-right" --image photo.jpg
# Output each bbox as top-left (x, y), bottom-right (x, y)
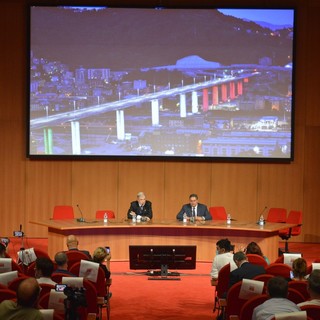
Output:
top-left (30, 219), bottom-right (292, 262)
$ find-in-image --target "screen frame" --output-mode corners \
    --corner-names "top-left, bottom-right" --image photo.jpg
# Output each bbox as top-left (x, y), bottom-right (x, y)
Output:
top-left (27, 3), bottom-right (296, 163)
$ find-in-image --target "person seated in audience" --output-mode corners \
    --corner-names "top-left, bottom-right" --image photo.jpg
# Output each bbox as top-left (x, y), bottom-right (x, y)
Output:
top-left (229, 251), bottom-right (266, 289)
top-left (92, 247), bottom-right (111, 280)
top-left (291, 257), bottom-right (308, 281)
top-left (176, 193), bottom-right (212, 221)
top-left (127, 191), bottom-right (153, 221)
top-left (52, 251), bottom-right (76, 276)
top-left (252, 276), bottom-right (301, 320)
top-left (298, 269), bottom-right (320, 307)
top-left (34, 257), bottom-right (56, 285)
top-left (0, 241), bottom-right (7, 258)
top-left (0, 277), bottom-right (43, 319)
top-left (210, 238), bottom-right (237, 279)
top-left (245, 241), bottom-right (270, 265)
top-left (66, 234), bottom-right (92, 259)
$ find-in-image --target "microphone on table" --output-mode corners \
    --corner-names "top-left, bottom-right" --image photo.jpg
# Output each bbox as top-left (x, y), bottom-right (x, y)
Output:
top-left (256, 206), bottom-right (268, 225)
top-left (76, 204), bottom-right (85, 222)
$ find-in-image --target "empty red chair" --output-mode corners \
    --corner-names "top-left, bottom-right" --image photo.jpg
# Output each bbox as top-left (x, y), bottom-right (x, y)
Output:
top-left (279, 210), bottom-right (303, 252)
top-left (209, 206), bottom-right (227, 220)
top-left (0, 288), bottom-right (16, 303)
top-left (53, 205), bottom-right (74, 220)
top-left (266, 208), bottom-right (287, 223)
top-left (213, 263), bottom-right (230, 317)
top-left (239, 293), bottom-right (269, 320)
top-left (95, 210), bottom-right (115, 219)
top-left (288, 280), bottom-right (310, 300)
top-left (287, 287), bottom-right (305, 304)
top-left (300, 305), bottom-right (320, 320)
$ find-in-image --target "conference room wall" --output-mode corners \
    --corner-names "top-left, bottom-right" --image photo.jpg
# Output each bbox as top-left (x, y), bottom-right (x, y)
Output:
top-left (1, 0), bottom-right (320, 244)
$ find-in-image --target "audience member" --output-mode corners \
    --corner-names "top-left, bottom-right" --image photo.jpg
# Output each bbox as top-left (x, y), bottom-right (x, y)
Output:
top-left (245, 241), bottom-right (270, 265)
top-left (127, 191), bottom-right (153, 221)
top-left (176, 193), bottom-right (212, 221)
top-left (229, 251), bottom-right (265, 289)
top-left (52, 251), bottom-right (76, 276)
top-left (0, 277), bottom-right (43, 319)
top-left (298, 269), bottom-right (320, 307)
top-left (34, 257), bottom-right (56, 285)
top-left (0, 241), bottom-right (7, 258)
top-left (252, 276), bottom-right (301, 320)
top-left (92, 247), bottom-right (111, 280)
top-left (66, 234), bottom-right (92, 259)
top-left (291, 257), bottom-right (308, 281)
top-left (210, 238), bottom-right (237, 279)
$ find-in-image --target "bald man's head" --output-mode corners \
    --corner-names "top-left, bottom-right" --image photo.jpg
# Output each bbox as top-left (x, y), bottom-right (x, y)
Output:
top-left (66, 235), bottom-right (79, 249)
top-left (17, 278), bottom-right (40, 307)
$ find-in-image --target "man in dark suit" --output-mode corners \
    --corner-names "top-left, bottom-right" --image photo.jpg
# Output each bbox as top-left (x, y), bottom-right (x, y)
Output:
top-left (127, 191), bottom-right (153, 220)
top-left (66, 234), bottom-right (92, 259)
top-left (229, 251), bottom-right (266, 289)
top-left (176, 193), bottom-right (212, 221)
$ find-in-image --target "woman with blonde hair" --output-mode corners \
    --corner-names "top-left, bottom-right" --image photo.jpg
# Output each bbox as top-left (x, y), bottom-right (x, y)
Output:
top-left (92, 247), bottom-right (111, 280)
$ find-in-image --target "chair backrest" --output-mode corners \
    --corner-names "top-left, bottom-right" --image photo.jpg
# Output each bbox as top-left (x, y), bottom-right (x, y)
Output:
top-left (95, 210), bottom-right (115, 219)
top-left (286, 210), bottom-right (303, 236)
top-left (51, 272), bottom-right (73, 284)
top-left (225, 281), bottom-right (247, 319)
top-left (53, 205), bottom-right (74, 220)
top-left (7, 274), bottom-right (30, 292)
top-left (287, 287), bottom-right (305, 304)
top-left (265, 263), bottom-right (292, 279)
top-left (288, 280), bottom-right (310, 300)
top-left (65, 250), bottom-right (90, 271)
top-left (266, 208), bottom-right (287, 223)
top-left (69, 261), bottom-right (107, 298)
top-left (252, 274), bottom-right (274, 293)
top-left (300, 305), bottom-right (320, 320)
top-left (279, 210), bottom-right (303, 238)
top-left (216, 263), bottom-right (231, 299)
top-left (0, 288), bottom-right (17, 303)
top-left (209, 206), bottom-right (227, 220)
top-left (271, 311), bottom-right (308, 320)
top-left (246, 254), bottom-right (268, 269)
top-left (239, 293), bottom-right (269, 320)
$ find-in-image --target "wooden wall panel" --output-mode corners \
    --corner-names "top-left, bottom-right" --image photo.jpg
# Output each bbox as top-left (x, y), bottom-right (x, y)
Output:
top-left (71, 161), bottom-right (119, 219)
top-left (25, 160), bottom-right (72, 236)
top-left (210, 163), bottom-right (258, 221)
top-left (117, 161), bottom-right (165, 220)
top-left (164, 161), bottom-right (211, 219)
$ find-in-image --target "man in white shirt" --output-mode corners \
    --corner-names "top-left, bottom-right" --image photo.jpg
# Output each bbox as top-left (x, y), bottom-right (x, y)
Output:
top-left (210, 238), bottom-right (237, 279)
top-left (298, 269), bottom-right (320, 307)
top-left (252, 276), bottom-right (300, 320)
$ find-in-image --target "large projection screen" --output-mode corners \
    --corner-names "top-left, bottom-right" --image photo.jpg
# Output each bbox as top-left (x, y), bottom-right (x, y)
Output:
top-left (28, 6), bottom-right (295, 161)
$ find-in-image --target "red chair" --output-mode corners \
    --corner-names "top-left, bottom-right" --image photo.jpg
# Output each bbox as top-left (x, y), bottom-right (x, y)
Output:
top-left (37, 291), bottom-right (66, 318)
top-left (51, 272), bottom-right (73, 283)
top-left (95, 210), bottom-right (115, 219)
top-left (7, 274), bottom-right (30, 291)
top-left (65, 250), bottom-right (90, 271)
top-left (266, 208), bottom-right (287, 223)
top-left (306, 259), bottom-right (320, 275)
top-left (53, 205), bottom-right (74, 220)
top-left (266, 263), bottom-right (292, 279)
top-left (287, 287), bottom-right (305, 304)
top-left (279, 210), bottom-right (303, 253)
top-left (212, 263), bottom-right (230, 317)
top-left (288, 280), bottom-right (310, 300)
top-left (0, 288), bottom-right (16, 302)
top-left (225, 281), bottom-right (248, 320)
top-left (209, 206), bottom-right (227, 220)
top-left (246, 254), bottom-right (268, 269)
top-left (253, 274), bottom-right (274, 293)
top-left (300, 305), bottom-right (320, 320)
top-left (239, 293), bottom-right (269, 320)
top-left (69, 261), bottom-right (111, 320)
top-left (0, 258), bottom-right (24, 274)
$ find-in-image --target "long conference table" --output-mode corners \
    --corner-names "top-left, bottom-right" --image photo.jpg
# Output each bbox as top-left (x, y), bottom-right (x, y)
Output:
top-left (30, 218), bottom-right (294, 263)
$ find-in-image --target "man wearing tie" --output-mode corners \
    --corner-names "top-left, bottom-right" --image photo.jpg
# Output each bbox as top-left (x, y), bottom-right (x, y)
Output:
top-left (176, 193), bottom-right (212, 221)
top-left (127, 191), bottom-right (153, 221)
